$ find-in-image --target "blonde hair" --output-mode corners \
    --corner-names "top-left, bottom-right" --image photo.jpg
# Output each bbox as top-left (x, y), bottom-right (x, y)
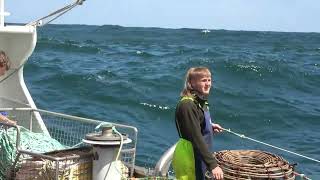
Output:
top-left (180, 67), bottom-right (211, 97)
top-left (0, 51), bottom-right (10, 70)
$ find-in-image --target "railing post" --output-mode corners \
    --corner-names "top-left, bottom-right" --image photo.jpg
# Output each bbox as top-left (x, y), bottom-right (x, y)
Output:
top-left (0, 0), bottom-right (10, 28)
top-left (0, 0), bottom-right (4, 27)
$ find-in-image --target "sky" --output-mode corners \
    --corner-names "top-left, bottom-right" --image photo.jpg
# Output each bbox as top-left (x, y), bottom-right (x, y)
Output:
top-left (4, 0), bottom-right (320, 32)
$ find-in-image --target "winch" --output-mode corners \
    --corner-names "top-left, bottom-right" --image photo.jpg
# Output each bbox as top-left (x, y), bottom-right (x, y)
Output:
top-left (83, 123), bottom-right (132, 180)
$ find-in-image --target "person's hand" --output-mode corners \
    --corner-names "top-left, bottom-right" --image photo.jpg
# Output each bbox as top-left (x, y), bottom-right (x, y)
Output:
top-left (212, 166), bottom-right (224, 180)
top-left (212, 123), bottom-right (223, 133)
top-left (0, 114), bottom-right (17, 125)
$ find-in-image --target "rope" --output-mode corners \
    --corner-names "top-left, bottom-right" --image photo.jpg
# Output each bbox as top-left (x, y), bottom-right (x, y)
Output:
top-left (294, 172), bottom-right (313, 180)
top-left (112, 126), bottom-right (129, 179)
top-left (0, 59), bottom-right (28, 84)
top-left (1, 1), bottom-right (85, 83)
top-left (221, 127), bottom-right (320, 164)
top-left (27, 0), bottom-right (85, 27)
top-left (112, 126), bottom-right (124, 161)
top-left (0, 126), bottom-right (65, 179)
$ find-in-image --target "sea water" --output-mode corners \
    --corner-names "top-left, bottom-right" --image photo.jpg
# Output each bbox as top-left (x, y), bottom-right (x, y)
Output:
top-left (24, 25), bottom-right (320, 178)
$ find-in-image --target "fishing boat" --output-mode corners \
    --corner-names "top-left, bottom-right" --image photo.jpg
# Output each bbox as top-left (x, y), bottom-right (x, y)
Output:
top-left (0, 0), bottom-right (318, 179)
top-left (0, 1), bottom-right (144, 179)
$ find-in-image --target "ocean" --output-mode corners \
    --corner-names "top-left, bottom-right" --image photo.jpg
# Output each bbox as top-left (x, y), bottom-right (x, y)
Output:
top-left (24, 24), bottom-right (320, 178)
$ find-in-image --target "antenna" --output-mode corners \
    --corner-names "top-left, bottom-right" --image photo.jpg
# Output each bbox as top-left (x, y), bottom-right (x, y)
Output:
top-left (0, 0), bottom-right (10, 28)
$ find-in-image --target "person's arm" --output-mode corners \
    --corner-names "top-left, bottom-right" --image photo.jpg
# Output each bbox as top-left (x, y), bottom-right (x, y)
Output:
top-left (0, 114), bottom-right (16, 125)
top-left (177, 101), bottom-right (217, 170)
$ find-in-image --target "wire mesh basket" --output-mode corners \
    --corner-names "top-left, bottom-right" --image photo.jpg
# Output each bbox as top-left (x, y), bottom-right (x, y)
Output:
top-left (215, 150), bottom-right (296, 180)
top-left (0, 107), bottom-right (138, 180)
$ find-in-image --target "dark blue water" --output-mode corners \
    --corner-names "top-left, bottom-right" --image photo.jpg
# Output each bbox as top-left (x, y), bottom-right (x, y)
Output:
top-left (24, 24), bottom-right (320, 178)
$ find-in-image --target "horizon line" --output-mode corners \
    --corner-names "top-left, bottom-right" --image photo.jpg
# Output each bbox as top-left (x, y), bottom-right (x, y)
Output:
top-left (5, 21), bottom-right (320, 34)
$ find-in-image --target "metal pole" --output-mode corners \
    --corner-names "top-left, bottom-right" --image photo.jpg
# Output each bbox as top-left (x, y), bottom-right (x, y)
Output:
top-left (0, 0), bottom-right (4, 27)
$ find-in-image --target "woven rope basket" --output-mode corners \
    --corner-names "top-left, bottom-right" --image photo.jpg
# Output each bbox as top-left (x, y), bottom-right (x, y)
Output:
top-left (215, 150), bottom-right (295, 180)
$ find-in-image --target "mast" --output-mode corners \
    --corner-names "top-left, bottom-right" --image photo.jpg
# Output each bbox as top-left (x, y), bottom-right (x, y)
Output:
top-left (0, 0), bottom-right (4, 27)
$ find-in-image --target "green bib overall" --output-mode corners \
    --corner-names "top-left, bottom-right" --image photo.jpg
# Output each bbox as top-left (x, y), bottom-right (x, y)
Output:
top-left (172, 96), bottom-right (213, 180)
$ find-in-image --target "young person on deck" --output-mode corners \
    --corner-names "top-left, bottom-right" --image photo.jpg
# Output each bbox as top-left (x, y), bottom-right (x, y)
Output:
top-left (172, 67), bottom-right (224, 180)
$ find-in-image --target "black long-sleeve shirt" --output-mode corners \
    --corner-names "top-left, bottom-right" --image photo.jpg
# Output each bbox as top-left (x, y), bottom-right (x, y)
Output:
top-left (175, 96), bottom-right (218, 170)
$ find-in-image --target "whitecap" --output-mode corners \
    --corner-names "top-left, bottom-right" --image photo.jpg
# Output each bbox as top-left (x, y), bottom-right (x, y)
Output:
top-left (140, 102), bottom-right (170, 110)
top-left (237, 64), bottom-right (259, 72)
top-left (201, 29), bottom-right (211, 34)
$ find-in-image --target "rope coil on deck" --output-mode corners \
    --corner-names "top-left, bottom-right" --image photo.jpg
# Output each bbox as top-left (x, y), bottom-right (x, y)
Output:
top-left (215, 150), bottom-right (296, 180)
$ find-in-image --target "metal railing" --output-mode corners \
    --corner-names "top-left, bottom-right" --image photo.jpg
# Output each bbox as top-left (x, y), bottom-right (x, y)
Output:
top-left (0, 107), bottom-right (138, 179)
